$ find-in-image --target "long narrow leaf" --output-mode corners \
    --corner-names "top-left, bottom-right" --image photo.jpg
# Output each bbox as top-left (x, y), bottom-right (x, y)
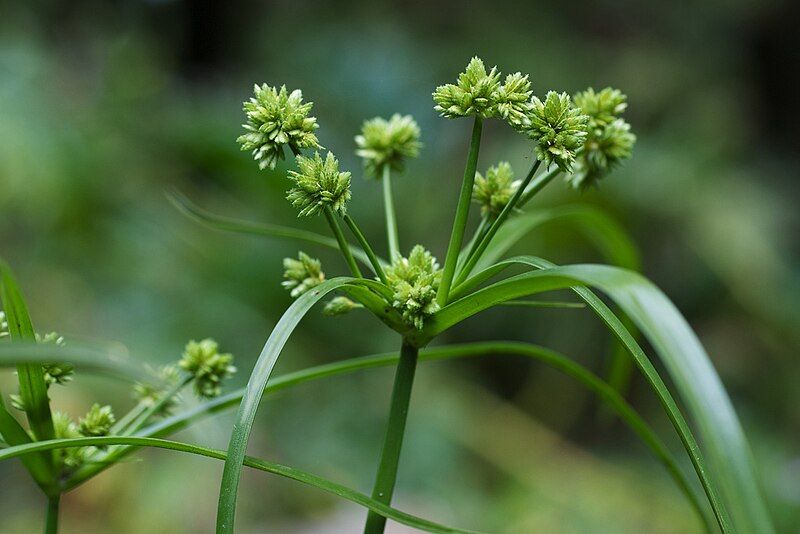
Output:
top-left (0, 436), bottom-right (478, 534)
top-left (0, 342), bottom-right (146, 382)
top-left (421, 260), bottom-right (772, 533)
top-left (130, 342), bottom-right (709, 528)
top-left (0, 260), bottom-right (56, 452)
top-left (167, 189), bottom-right (384, 271)
top-left (217, 277), bottom-right (390, 533)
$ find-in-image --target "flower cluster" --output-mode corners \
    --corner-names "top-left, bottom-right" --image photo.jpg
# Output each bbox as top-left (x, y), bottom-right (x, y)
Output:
top-left (282, 252), bottom-right (325, 297)
top-left (133, 364), bottom-right (183, 416)
top-left (287, 152), bottom-right (351, 217)
top-left (385, 246), bottom-right (442, 330)
top-left (568, 87), bottom-right (636, 189)
top-left (237, 84), bottom-right (322, 170)
top-left (433, 57), bottom-right (533, 129)
top-left (0, 311), bottom-right (7, 338)
top-left (10, 331), bottom-right (72, 411)
top-left (79, 403), bottom-right (116, 437)
top-left (526, 91), bottom-right (589, 172)
top-left (178, 338), bottom-right (236, 399)
top-left (53, 412), bottom-right (86, 468)
top-left (472, 162), bottom-right (520, 218)
top-left (355, 114), bottom-right (422, 178)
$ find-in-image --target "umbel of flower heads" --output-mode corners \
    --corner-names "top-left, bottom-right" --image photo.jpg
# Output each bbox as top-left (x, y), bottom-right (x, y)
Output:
top-left (569, 87), bottom-right (636, 189)
top-left (356, 114), bottom-right (422, 178)
top-left (237, 84), bottom-right (322, 170)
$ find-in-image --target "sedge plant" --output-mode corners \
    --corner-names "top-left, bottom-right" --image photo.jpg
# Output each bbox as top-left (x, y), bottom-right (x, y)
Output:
top-left (0, 57), bottom-right (774, 533)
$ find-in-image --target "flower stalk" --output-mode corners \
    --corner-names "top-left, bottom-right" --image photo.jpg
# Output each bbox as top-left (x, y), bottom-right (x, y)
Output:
top-left (324, 206), bottom-right (362, 278)
top-left (382, 166), bottom-right (400, 261)
top-left (343, 214), bottom-right (387, 284)
top-left (436, 116), bottom-right (483, 307)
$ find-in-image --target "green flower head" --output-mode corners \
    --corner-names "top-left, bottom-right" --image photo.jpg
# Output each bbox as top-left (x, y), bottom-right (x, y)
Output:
top-left (133, 364), bottom-right (183, 416)
top-left (179, 338), bottom-right (236, 399)
top-left (568, 118), bottom-right (636, 189)
top-left (323, 296), bottom-right (363, 316)
top-left (385, 245), bottom-right (442, 330)
top-left (573, 87), bottom-right (627, 129)
top-left (287, 152), bottom-right (352, 217)
top-left (36, 331), bottom-right (74, 387)
top-left (473, 162), bottom-right (520, 218)
top-left (433, 57), bottom-right (501, 119)
top-left (53, 411), bottom-right (85, 468)
top-left (526, 91), bottom-right (589, 172)
top-left (79, 404), bottom-right (115, 437)
top-left (494, 73), bottom-right (534, 129)
top-left (237, 84), bottom-right (322, 170)
top-left (355, 114), bottom-right (422, 178)
top-left (282, 252), bottom-right (325, 297)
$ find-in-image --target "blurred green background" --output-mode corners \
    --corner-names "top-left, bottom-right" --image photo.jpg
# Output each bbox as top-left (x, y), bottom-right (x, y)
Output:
top-left (1, 0), bottom-right (798, 532)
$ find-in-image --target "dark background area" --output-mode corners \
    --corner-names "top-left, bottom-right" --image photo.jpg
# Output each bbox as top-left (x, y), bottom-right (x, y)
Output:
top-left (1, 0), bottom-right (798, 532)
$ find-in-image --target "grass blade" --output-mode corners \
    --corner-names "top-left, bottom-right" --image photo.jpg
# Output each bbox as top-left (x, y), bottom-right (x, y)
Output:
top-left (167, 189), bottom-right (384, 271)
top-left (420, 259), bottom-right (773, 533)
top-left (0, 342), bottom-right (146, 382)
top-left (0, 260), bottom-right (56, 446)
top-left (0, 436), bottom-right (479, 534)
top-left (130, 342), bottom-right (709, 528)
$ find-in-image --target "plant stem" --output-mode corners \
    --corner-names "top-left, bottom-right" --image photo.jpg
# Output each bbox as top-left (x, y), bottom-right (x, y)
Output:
top-left (343, 214), bottom-right (388, 284)
top-left (45, 495), bottom-right (60, 534)
top-left (454, 160), bottom-right (541, 285)
top-left (364, 340), bottom-right (419, 534)
top-left (456, 214), bottom-right (489, 276)
top-left (436, 117), bottom-right (483, 307)
top-left (517, 166), bottom-right (561, 208)
top-left (323, 206), bottom-right (362, 278)
top-left (381, 166), bottom-right (400, 261)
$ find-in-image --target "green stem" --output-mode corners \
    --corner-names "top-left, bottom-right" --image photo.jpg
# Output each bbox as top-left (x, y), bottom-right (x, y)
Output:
top-left (364, 340), bottom-right (419, 534)
top-left (45, 495), bottom-right (59, 534)
top-left (381, 166), bottom-right (400, 261)
top-left (343, 215), bottom-right (388, 284)
top-left (436, 117), bottom-right (483, 307)
top-left (323, 207), bottom-right (362, 278)
top-left (456, 215), bottom-right (489, 275)
top-left (517, 166), bottom-right (561, 208)
top-left (454, 160), bottom-right (541, 286)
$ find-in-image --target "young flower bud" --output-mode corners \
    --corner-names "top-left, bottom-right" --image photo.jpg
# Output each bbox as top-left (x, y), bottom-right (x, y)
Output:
top-left (323, 296), bottom-right (363, 316)
top-left (282, 252), bottom-right (325, 297)
top-left (568, 87), bottom-right (636, 189)
top-left (472, 162), bottom-right (521, 218)
top-left (355, 114), bottom-right (422, 178)
top-left (385, 245), bottom-right (442, 330)
top-left (79, 404), bottom-right (115, 437)
top-left (526, 91), bottom-right (589, 172)
top-left (53, 411), bottom-right (85, 468)
top-left (433, 57), bottom-right (502, 119)
top-left (494, 73), bottom-right (534, 129)
top-left (179, 338), bottom-right (236, 399)
top-left (287, 152), bottom-right (352, 217)
top-left (237, 84), bottom-right (322, 170)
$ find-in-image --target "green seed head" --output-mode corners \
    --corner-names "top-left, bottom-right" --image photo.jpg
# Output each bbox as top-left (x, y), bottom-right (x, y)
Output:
top-left (36, 331), bottom-right (74, 387)
top-left (473, 162), bottom-right (521, 218)
top-left (237, 84), bottom-right (322, 170)
top-left (282, 252), bottom-right (325, 298)
top-left (287, 152), bottom-right (352, 217)
top-left (323, 296), bottom-right (363, 316)
top-left (568, 87), bottom-right (635, 189)
top-left (179, 338), bottom-right (236, 399)
top-left (526, 91), bottom-right (589, 172)
top-left (53, 411), bottom-right (85, 468)
top-left (495, 73), bottom-right (534, 129)
top-left (385, 245), bottom-right (442, 330)
top-left (355, 114), bottom-right (422, 178)
top-left (79, 404), bottom-right (116, 437)
top-left (433, 57), bottom-right (502, 119)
